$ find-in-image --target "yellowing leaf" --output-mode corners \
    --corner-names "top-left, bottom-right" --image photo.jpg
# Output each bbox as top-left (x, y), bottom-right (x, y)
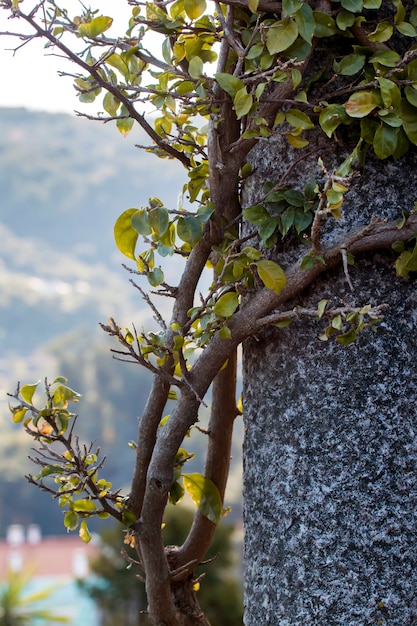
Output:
top-left (20, 382), bottom-right (40, 404)
top-left (148, 206), bottom-right (169, 237)
top-left (184, 0), bottom-right (206, 20)
top-left (53, 384), bottom-right (81, 409)
top-left (213, 292), bottom-right (239, 318)
top-left (256, 260), bottom-right (287, 295)
top-left (11, 407), bottom-right (28, 423)
top-left (79, 520), bottom-right (92, 543)
top-left (78, 16), bottom-right (113, 38)
top-left (89, 16), bottom-right (113, 37)
top-left (183, 473), bottom-right (223, 523)
top-left (114, 208), bottom-right (139, 259)
top-left (116, 116), bottom-right (134, 137)
top-left (345, 91), bottom-right (380, 118)
top-left (64, 511), bottom-right (79, 531)
top-left (73, 499), bottom-right (97, 513)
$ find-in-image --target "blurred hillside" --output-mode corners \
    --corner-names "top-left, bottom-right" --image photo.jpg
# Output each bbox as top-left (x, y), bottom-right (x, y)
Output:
top-left (0, 108), bottom-right (243, 537)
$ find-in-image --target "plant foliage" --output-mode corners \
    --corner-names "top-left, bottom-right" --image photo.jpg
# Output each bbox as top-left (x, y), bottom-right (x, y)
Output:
top-left (3, 0), bottom-right (417, 623)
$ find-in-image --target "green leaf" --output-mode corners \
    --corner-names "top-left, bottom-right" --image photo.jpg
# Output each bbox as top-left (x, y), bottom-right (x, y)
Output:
top-left (169, 480), bottom-right (185, 504)
top-left (336, 10), bottom-right (356, 30)
top-left (20, 382), bottom-right (40, 404)
top-left (286, 109), bottom-right (314, 129)
top-left (336, 54), bottom-right (365, 76)
top-left (294, 3), bottom-right (315, 43)
top-left (332, 314), bottom-right (343, 330)
top-left (103, 92), bottom-right (120, 116)
top-left (335, 140), bottom-right (362, 176)
top-left (243, 205), bottom-right (270, 225)
top-left (214, 73), bottom-right (245, 98)
top-left (400, 99), bottom-right (417, 144)
top-left (106, 53), bottom-right (129, 80)
top-left (234, 87), bottom-right (253, 119)
top-left (370, 50), bottom-right (401, 68)
top-left (259, 217), bottom-right (279, 242)
top-left (248, 0), bottom-right (259, 12)
top-left (345, 91), bottom-right (380, 118)
top-left (283, 0), bottom-right (303, 15)
top-left (396, 21), bottom-right (417, 36)
top-left (378, 77), bottom-right (401, 108)
top-left (37, 465), bottom-right (65, 478)
top-left (281, 207), bottom-right (295, 235)
top-left (294, 210), bottom-right (313, 234)
top-left (184, 0), bottom-right (206, 20)
top-left (114, 209), bottom-right (138, 260)
top-left (368, 21), bottom-right (393, 42)
top-left (189, 56), bottom-right (204, 79)
top-left (373, 123), bottom-right (398, 159)
top-left (64, 511), bottom-right (79, 532)
top-left (147, 267), bottom-right (165, 287)
top-left (241, 246), bottom-right (263, 260)
top-left (363, 0), bottom-right (381, 6)
top-left (317, 299), bottom-right (328, 318)
top-left (53, 376), bottom-right (68, 384)
top-left (319, 104), bottom-right (349, 136)
top-left (122, 509), bottom-right (137, 527)
top-left (341, 0), bottom-right (362, 12)
top-left (219, 325), bottom-right (232, 339)
top-left (183, 473), bottom-right (223, 523)
top-left (404, 86), bottom-right (417, 108)
top-left (177, 215), bottom-right (202, 245)
top-left (131, 209), bottom-right (152, 236)
top-left (255, 260), bottom-right (286, 295)
top-left (213, 292), bottom-right (239, 318)
top-left (313, 12), bottom-right (338, 37)
top-left (337, 328), bottom-right (357, 345)
top-left (266, 20), bottom-right (299, 55)
top-left (79, 520), bottom-right (92, 543)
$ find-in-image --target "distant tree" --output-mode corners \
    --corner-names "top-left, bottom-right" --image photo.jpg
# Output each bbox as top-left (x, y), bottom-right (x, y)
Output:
top-left (4, 0), bottom-right (417, 624)
top-left (0, 568), bottom-right (69, 625)
top-left (79, 510), bottom-right (242, 626)
top-left (78, 527), bottom-right (148, 626)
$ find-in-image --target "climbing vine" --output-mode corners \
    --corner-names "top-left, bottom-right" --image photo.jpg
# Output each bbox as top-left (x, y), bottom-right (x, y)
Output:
top-left (3, 0), bottom-right (417, 623)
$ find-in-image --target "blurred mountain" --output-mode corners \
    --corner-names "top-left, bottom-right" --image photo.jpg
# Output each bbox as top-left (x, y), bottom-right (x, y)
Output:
top-left (0, 107), bottom-right (242, 537)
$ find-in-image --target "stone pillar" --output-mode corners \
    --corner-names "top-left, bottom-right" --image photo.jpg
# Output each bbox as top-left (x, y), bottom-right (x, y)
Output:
top-left (242, 146), bottom-right (417, 625)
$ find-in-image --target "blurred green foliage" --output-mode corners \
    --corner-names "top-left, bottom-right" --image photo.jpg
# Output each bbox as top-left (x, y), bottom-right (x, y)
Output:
top-left (79, 507), bottom-right (243, 626)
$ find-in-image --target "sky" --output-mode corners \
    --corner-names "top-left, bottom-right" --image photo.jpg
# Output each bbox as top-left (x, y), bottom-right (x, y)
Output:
top-left (0, 0), bottom-right (134, 114)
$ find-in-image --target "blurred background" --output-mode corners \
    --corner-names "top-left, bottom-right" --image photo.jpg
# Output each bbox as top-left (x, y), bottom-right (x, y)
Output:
top-left (0, 3), bottom-right (244, 618)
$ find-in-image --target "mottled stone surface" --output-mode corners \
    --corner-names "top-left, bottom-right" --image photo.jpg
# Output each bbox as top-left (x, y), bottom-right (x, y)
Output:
top-left (242, 142), bottom-right (417, 625)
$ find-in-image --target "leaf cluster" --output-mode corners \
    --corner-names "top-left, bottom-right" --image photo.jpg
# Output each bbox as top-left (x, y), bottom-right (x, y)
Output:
top-left (3, 0), bottom-right (417, 622)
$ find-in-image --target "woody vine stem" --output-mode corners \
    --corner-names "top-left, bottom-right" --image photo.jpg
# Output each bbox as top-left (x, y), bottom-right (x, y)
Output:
top-left (3, 0), bottom-right (417, 623)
